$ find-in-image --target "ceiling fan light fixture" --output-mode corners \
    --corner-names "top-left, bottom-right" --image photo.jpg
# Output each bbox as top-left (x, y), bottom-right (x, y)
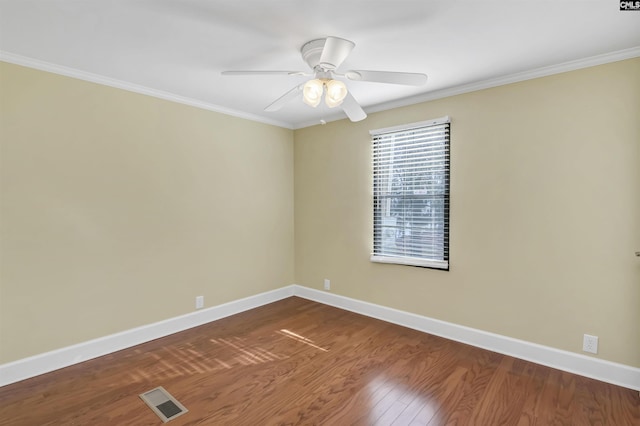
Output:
top-left (222, 36), bottom-right (427, 122)
top-left (324, 79), bottom-right (347, 108)
top-left (303, 79), bottom-right (323, 107)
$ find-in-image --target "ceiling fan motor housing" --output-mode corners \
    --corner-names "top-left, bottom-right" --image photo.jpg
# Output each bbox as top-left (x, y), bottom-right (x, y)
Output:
top-left (301, 37), bottom-right (356, 73)
top-left (301, 39), bottom-right (329, 70)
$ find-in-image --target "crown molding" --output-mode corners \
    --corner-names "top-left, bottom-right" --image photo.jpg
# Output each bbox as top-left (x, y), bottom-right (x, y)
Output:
top-left (364, 46), bottom-right (640, 117)
top-left (0, 51), bottom-right (294, 130)
top-left (2, 47), bottom-right (638, 130)
top-left (293, 46), bottom-right (640, 128)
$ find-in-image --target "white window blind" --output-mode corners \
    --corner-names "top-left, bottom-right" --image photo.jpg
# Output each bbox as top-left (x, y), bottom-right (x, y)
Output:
top-left (371, 117), bottom-right (450, 269)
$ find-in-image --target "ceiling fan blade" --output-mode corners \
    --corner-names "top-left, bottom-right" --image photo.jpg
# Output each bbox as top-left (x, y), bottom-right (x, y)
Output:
top-left (222, 70), bottom-right (308, 76)
top-left (345, 70), bottom-right (428, 86)
top-left (319, 37), bottom-right (355, 70)
top-left (341, 92), bottom-right (367, 122)
top-left (264, 84), bottom-right (304, 112)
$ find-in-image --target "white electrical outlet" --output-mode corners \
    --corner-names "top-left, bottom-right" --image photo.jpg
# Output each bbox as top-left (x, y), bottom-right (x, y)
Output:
top-left (195, 296), bottom-right (204, 310)
top-left (583, 334), bottom-right (598, 354)
top-left (324, 279), bottom-right (330, 291)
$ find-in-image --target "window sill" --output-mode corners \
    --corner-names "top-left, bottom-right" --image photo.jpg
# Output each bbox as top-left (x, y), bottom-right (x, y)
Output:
top-left (370, 255), bottom-right (448, 270)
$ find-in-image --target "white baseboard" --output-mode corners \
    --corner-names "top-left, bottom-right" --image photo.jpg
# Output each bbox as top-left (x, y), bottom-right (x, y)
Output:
top-left (2, 284), bottom-right (638, 391)
top-left (291, 285), bottom-right (640, 391)
top-left (0, 286), bottom-right (295, 387)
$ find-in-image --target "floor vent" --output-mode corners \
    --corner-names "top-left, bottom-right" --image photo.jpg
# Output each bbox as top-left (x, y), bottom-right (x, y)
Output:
top-left (140, 386), bottom-right (188, 423)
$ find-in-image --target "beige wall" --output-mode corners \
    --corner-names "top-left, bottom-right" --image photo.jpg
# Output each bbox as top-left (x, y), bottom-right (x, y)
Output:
top-left (1, 57), bottom-right (638, 369)
top-left (0, 62), bottom-right (295, 363)
top-left (294, 58), bottom-right (640, 367)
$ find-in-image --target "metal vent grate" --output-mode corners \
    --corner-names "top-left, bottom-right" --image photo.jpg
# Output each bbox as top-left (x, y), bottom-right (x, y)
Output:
top-left (140, 386), bottom-right (188, 423)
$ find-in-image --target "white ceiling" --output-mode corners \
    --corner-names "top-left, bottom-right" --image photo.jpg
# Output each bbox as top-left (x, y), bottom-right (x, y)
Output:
top-left (1, 1), bottom-right (639, 129)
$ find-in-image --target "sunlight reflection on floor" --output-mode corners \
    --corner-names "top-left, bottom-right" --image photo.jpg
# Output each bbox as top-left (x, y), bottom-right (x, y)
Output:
top-left (125, 328), bottom-right (329, 384)
top-left (277, 329), bottom-right (330, 352)
top-left (125, 336), bottom-right (288, 383)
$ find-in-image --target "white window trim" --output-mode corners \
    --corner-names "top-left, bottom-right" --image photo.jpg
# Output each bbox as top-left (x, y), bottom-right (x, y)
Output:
top-left (370, 116), bottom-right (450, 270)
top-left (369, 116), bottom-right (450, 137)
top-left (370, 255), bottom-right (448, 270)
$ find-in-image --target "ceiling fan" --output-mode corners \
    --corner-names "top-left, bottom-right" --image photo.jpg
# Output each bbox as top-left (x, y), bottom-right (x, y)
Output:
top-left (222, 36), bottom-right (428, 122)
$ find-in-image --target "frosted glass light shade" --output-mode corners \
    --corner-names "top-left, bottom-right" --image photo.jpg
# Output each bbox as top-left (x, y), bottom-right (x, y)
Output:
top-left (303, 79), bottom-right (323, 107)
top-left (325, 80), bottom-right (347, 107)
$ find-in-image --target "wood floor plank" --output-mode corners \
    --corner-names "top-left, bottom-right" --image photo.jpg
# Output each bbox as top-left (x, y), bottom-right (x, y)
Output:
top-left (0, 297), bottom-right (638, 425)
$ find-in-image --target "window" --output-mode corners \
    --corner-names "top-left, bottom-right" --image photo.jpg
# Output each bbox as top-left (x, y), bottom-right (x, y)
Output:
top-left (371, 117), bottom-right (450, 269)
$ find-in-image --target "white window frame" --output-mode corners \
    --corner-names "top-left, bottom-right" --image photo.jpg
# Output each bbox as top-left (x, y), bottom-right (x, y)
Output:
top-left (370, 116), bottom-right (450, 270)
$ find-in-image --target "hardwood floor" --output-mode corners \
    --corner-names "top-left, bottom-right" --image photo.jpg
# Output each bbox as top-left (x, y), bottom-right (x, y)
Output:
top-left (0, 297), bottom-right (638, 425)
